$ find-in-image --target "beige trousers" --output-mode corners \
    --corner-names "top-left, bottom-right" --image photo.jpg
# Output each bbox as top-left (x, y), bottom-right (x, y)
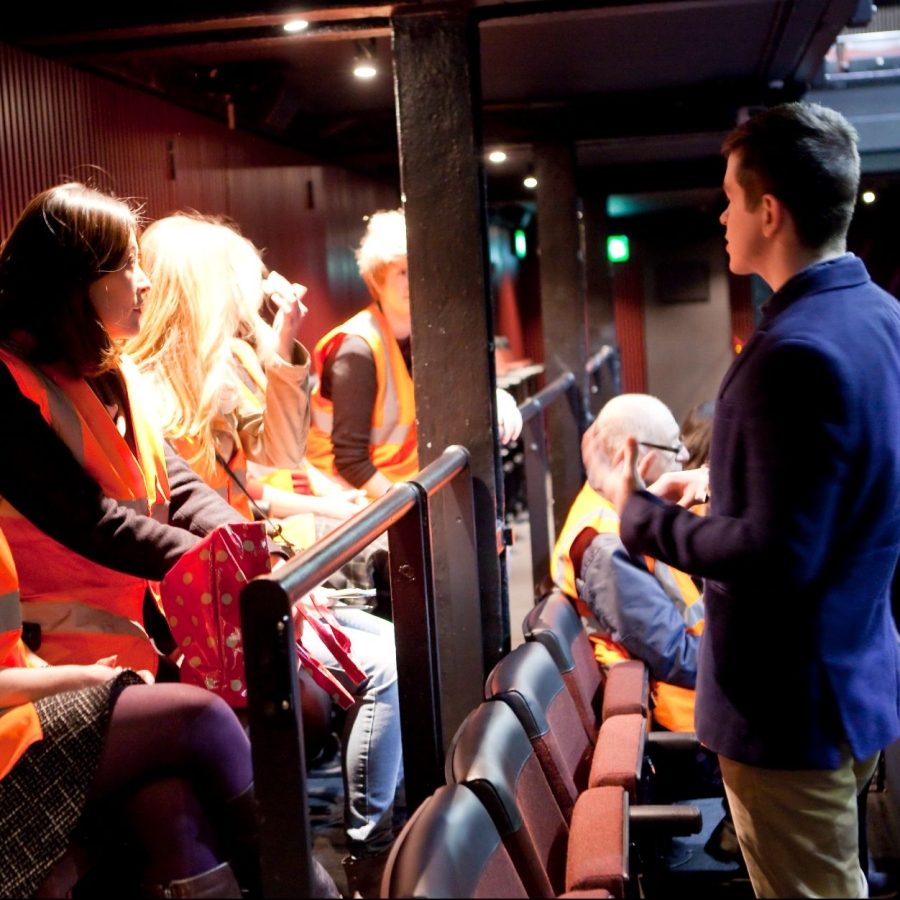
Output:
top-left (719, 750), bottom-right (878, 898)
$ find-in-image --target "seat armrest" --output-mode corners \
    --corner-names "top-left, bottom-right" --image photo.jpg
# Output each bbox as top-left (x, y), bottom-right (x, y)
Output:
top-left (628, 803), bottom-right (702, 837)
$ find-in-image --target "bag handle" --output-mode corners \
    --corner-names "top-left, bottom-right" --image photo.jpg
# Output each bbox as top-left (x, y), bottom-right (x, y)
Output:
top-left (294, 641), bottom-right (357, 709)
top-left (293, 593), bottom-right (366, 687)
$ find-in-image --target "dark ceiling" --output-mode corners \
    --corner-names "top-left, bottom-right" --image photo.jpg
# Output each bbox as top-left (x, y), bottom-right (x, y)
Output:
top-left (0, 0), bottom-right (875, 205)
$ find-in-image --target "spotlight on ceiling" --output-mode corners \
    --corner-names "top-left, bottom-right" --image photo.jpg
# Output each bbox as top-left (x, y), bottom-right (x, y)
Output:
top-left (523, 174), bottom-right (538, 189)
top-left (283, 19), bottom-right (309, 33)
top-left (353, 39), bottom-right (378, 79)
top-left (488, 150), bottom-right (507, 164)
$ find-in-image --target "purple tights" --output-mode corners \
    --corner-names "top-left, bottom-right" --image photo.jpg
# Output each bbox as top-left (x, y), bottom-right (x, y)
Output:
top-left (84, 682), bottom-right (253, 884)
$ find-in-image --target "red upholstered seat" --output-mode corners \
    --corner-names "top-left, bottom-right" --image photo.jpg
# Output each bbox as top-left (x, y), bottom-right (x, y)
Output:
top-left (381, 782), bottom-right (615, 899)
top-left (522, 590), bottom-right (648, 735)
top-left (446, 700), bottom-right (628, 898)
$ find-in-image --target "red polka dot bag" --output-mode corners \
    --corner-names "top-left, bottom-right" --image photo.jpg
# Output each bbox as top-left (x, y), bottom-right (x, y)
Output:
top-left (160, 521), bottom-right (364, 709)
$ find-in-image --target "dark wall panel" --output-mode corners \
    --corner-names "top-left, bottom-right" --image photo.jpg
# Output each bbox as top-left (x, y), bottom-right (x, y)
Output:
top-left (0, 42), bottom-right (397, 346)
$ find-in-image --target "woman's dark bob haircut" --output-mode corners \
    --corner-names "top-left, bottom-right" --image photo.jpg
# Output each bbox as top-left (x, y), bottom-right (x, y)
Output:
top-left (0, 182), bottom-right (141, 376)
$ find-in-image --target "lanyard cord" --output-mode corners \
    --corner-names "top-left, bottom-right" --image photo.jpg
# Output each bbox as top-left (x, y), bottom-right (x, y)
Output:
top-left (215, 451), bottom-right (298, 556)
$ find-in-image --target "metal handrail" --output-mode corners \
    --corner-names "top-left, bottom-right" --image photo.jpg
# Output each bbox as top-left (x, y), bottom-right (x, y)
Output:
top-left (516, 369), bottom-right (585, 598)
top-left (518, 370), bottom-right (576, 423)
top-left (240, 445), bottom-right (474, 898)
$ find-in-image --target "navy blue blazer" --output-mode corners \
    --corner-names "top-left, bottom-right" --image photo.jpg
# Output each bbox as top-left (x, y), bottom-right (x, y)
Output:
top-left (621, 254), bottom-right (900, 768)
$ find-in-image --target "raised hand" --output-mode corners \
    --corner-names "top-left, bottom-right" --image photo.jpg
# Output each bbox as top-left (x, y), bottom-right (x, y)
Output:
top-left (264, 270), bottom-right (309, 360)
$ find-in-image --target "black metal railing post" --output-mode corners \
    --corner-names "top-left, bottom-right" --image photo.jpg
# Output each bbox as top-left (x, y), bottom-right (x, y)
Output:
top-left (387, 481), bottom-right (443, 810)
top-left (411, 446), bottom-right (485, 739)
top-left (241, 577), bottom-right (311, 899)
top-left (241, 446), bottom-right (478, 894)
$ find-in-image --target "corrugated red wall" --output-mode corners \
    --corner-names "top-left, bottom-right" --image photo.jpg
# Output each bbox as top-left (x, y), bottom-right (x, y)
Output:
top-left (611, 261), bottom-right (646, 393)
top-left (0, 42), bottom-right (398, 346)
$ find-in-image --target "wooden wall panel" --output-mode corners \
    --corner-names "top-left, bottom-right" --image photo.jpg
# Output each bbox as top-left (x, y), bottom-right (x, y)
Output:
top-left (611, 261), bottom-right (647, 393)
top-left (0, 41), bottom-right (397, 347)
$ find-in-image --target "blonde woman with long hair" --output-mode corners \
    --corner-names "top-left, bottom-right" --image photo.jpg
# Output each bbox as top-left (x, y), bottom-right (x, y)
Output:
top-left (128, 212), bottom-right (403, 897)
top-left (127, 212), bottom-right (309, 517)
top-left (129, 213), bottom-right (365, 538)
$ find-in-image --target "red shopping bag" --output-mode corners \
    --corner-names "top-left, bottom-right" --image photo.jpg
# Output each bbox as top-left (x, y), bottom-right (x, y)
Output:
top-left (160, 521), bottom-right (366, 710)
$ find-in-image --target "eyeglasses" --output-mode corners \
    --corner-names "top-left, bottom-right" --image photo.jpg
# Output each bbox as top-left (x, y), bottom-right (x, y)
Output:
top-left (639, 439), bottom-right (687, 457)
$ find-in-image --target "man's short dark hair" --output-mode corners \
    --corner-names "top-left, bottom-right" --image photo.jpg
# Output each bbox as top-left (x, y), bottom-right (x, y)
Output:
top-left (721, 101), bottom-right (860, 250)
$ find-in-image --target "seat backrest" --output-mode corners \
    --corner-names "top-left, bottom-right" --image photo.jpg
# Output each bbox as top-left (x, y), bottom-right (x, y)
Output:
top-left (381, 783), bottom-right (530, 899)
top-left (524, 591), bottom-right (650, 728)
top-left (446, 700), bottom-right (568, 897)
top-left (484, 641), bottom-right (593, 819)
top-left (523, 590), bottom-right (603, 735)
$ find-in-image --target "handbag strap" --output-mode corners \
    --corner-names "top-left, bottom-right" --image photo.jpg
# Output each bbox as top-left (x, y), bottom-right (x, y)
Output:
top-left (215, 451), bottom-right (298, 556)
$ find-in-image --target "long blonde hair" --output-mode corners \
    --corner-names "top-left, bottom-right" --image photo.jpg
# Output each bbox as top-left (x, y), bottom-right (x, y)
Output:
top-left (127, 212), bottom-right (277, 478)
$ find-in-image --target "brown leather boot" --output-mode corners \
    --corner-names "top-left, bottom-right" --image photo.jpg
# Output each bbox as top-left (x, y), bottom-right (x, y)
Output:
top-left (141, 861), bottom-right (242, 898)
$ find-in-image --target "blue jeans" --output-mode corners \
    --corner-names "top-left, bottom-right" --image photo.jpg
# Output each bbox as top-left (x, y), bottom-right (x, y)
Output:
top-left (302, 606), bottom-right (402, 856)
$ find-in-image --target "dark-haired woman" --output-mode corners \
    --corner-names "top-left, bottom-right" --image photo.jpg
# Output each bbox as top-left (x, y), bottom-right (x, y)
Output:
top-left (0, 183), bottom-right (337, 898)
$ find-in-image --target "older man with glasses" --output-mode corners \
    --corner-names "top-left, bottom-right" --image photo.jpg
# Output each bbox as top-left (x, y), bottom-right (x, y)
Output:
top-left (552, 393), bottom-right (702, 735)
top-left (551, 392), bottom-right (739, 857)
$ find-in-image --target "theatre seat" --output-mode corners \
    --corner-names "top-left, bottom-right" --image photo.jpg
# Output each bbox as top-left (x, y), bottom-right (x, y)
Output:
top-left (522, 590), bottom-right (648, 734)
top-left (446, 699), bottom-right (630, 898)
top-left (380, 783), bottom-right (615, 899)
top-left (381, 784), bottom-right (529, 898)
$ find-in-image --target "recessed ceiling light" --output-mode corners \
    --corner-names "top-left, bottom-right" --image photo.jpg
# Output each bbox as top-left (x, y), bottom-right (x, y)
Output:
top-left (283, 19), bottom-right (309, 33)
top-left (488, 150), bottom-right (507, 164)
top-left (353, 63), bottom-right (377, 79)
top-left (862, 190), bottom-right (876, 204)
top-left (523, 175), bottom-right (538, 189)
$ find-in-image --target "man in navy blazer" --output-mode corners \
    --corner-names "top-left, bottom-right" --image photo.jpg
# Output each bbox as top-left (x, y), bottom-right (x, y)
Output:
top-left (591, 102), bottom-right (900, 898)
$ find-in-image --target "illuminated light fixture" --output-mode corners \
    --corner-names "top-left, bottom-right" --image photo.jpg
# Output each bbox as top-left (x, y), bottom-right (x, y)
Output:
top-left (862, 190), bottom-right (876, 204)
top-left (514, 229), bottom-right (527, 259)
top-left (353, 39), bottom-right (378, 80)
top-left (606, 235), bottom-right (630, 263)
top-left (488, 150), bottom-right (507, 164)
top-left (523, 175), bottom-right (538, 189)
top-left (283, 19), bottom-right (309, 33)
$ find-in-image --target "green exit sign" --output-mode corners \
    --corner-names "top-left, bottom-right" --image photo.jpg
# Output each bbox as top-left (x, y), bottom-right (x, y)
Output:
top-left (607, 235), bottom-right (630, 263)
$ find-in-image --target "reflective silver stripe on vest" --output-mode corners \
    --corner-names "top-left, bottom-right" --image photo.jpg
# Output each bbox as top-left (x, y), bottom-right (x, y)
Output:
top-left (39, 372), bottom-right (86, 464)
top-left (20, 601), bottom-right (150, 641)
top-left (653, 562), bottom-right (704, 628)
top-left (0, 590), bottom-right (22, 632)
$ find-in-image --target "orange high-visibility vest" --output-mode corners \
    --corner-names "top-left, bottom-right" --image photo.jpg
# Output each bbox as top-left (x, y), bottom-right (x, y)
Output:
top-left (306, 304), bottom-right (418, 483)
top-left (0, 350), bottom-right (170, 671)
top-left (0, 530), bottom-right (45, 780)
top-left (552, 482), bottom-right (704, 732)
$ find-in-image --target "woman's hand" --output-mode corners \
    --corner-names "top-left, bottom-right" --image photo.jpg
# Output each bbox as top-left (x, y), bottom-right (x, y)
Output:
top-left (0, 657), bottom-right (153, 708)
top-left (264, 270), bottom-right (308, 360)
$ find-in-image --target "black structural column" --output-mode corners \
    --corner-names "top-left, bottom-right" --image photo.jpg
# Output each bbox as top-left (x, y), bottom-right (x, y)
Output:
top-left (582, 193), bottom-right (619, 416)
top-left (392, 3), bottom-right (507, 743)
top-left (535, 141), bottom-right (589, 536)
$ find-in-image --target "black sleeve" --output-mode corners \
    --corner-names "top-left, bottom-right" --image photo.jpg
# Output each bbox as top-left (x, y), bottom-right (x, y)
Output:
top-left (322, 336), bottom-right (379, 488)
top-left (0, 363), bottom-right (199, 580)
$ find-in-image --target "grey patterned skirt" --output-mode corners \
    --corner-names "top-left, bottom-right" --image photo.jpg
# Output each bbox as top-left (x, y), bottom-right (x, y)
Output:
top-left (0, 670), bottom-right (144, 898)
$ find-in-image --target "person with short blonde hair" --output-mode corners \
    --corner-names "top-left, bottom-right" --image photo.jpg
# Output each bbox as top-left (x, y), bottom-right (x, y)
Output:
top-left (306, 208), bottom-right (522, 501)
